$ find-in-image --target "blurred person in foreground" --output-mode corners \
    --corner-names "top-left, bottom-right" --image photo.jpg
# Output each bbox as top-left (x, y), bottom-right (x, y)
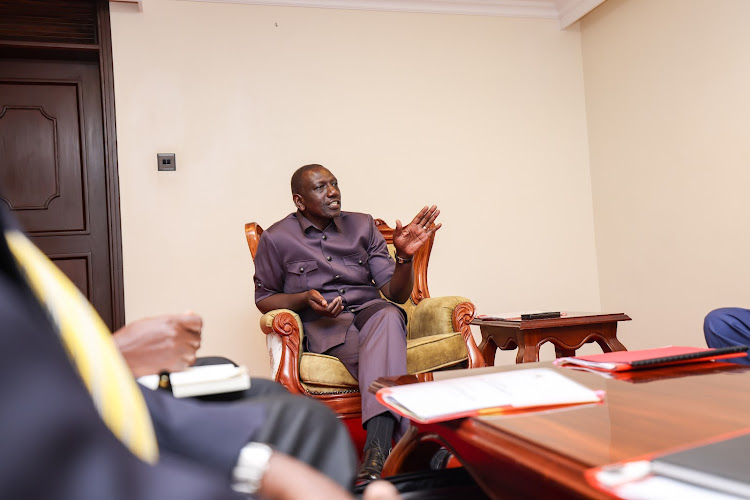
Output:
top-left (0, 205), bottom-right (400, 500)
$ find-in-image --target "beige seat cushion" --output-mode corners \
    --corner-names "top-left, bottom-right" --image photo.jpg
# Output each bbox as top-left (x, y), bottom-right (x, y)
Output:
top-left (406, 331), bottom-right (468, 374)
top-left (299, 331), bottom-right (469, 394)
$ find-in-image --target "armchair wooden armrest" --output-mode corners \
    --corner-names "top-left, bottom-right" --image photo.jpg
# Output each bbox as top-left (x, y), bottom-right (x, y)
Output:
top-left (407, 296), bottom-right (485, 369)
top-left (259, 309), bottom-right (306, 395)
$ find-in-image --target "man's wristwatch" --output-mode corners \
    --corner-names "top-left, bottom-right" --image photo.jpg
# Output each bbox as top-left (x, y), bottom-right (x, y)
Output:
top-left (394, 254), bottom-right (413, 264)
top-left (231, 442), bottom-right (273, 495)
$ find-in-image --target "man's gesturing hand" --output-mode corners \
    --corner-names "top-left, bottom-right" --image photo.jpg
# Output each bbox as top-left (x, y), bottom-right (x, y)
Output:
top-left (306, 290), bottom-right (344, 318)
top-left (393, 205), bottom-right (442, 259)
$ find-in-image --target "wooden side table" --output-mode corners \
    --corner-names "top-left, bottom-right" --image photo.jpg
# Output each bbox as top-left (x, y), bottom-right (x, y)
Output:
top-left (472, 312), bottom-right (630, 365)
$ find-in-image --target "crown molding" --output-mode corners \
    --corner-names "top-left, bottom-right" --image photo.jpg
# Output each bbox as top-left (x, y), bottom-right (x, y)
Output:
top-left (177, 0), bottom-right (558, 20)
top-left (554, 0), bottom-right (605, 28)
top-left (172, 0), bottom-right (606, 28)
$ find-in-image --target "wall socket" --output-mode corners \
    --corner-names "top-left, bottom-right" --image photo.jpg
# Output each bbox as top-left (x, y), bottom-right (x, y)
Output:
top-left (157, 153), bottom-right (176, 171)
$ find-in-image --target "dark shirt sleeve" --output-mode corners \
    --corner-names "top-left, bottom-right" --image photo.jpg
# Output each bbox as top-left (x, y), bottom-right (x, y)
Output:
top-left (253, 230), bottom-right (286, 304)
top-left (366, 215), bottom-right (396, 288)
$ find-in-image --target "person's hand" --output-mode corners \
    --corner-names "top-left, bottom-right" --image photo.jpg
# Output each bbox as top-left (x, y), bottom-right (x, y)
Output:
top-left (113, 312), bottom-right (202, 377)
top-left (392, 205), bottom-right (442, 259)
top-left (361, 480), bottom-right (401, 500)
top-left (259, 452), bottom-right (402, 500)
top-left (306, 289), bottom-right (344, 318)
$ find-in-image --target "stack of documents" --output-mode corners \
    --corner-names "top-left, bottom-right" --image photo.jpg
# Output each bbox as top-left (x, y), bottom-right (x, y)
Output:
top-left (554, 346), bottom-right (748, 373)
top-left (376, 368), bottom-right (603, 424)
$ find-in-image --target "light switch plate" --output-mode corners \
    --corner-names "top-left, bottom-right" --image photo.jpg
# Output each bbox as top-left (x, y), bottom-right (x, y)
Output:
top-left (157, 153), bottom-right (176, 171)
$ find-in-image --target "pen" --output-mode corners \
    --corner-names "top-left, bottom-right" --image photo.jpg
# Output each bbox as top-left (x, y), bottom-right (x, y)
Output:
top-left (158, 371), bottom-right (171, 390)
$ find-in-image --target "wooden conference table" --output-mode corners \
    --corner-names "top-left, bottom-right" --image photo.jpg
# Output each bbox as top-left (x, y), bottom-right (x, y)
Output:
top-left (373, 361), bottom-right (750, 499)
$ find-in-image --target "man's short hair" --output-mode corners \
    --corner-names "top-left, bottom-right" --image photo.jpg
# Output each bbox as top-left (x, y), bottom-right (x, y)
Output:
top-left (291, 164), bottom-right (325, 194)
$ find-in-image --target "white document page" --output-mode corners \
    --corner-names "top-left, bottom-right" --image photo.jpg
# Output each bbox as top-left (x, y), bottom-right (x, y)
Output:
top-left (380, 368), bottom-right (602, 421)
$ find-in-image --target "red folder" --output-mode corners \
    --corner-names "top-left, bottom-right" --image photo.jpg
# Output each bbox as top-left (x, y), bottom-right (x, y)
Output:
top-left (553, 345), bottom-right (748, 372)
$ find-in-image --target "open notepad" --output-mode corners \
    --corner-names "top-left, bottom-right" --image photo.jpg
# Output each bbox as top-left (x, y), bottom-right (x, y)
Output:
top-left (376, 368), bottom-right (604, 424)
top-left (138, 364), bottom-right (251, 398)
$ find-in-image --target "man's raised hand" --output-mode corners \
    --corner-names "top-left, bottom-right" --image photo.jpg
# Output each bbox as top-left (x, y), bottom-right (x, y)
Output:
top-left (393, 205), bottom-right (442, 259)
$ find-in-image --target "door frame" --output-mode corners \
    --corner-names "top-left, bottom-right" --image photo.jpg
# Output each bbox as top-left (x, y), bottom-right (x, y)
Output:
top-left (98, 0), bottom-right (126, 329)
top-left (0, 0), bottom-right (126, 329)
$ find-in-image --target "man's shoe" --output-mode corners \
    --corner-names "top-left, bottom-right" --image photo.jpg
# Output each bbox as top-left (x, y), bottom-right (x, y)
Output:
top-left (429, 447), bottom-right (454, 470)
top-left (355, 445), bottom-right (388, 486)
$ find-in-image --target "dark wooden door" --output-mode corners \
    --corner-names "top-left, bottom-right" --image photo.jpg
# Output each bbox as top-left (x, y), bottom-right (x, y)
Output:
top-left (0, 58), bottom-right (116, 329)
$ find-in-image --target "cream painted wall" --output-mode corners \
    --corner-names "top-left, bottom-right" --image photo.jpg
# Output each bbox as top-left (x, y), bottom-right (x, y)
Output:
top-left (581, 0), bottom-right (750, 351)
top-left (109, 0), bottom-right (600, 375)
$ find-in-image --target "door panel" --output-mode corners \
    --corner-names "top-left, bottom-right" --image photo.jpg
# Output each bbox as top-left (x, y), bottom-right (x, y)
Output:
top-left (1, 82), bottom-right (86, 231)
top-left (0, 59), bottom-right (114, 329)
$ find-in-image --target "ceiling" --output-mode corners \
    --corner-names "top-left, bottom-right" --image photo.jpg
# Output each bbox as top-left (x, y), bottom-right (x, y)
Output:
top-left (170, 0), bottom-right (608, 29)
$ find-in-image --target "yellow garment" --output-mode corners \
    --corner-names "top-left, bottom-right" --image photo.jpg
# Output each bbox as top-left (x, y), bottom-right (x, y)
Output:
top-left (6, 230), bottom-right (158, 463)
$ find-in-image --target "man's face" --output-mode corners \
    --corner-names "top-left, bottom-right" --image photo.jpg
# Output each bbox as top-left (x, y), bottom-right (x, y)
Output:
top-left (295, 167), bottom-right (341, 229)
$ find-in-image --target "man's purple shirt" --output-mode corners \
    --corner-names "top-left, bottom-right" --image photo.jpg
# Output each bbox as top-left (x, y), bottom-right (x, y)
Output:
top-left (253, 211), bottom-right (396, 353)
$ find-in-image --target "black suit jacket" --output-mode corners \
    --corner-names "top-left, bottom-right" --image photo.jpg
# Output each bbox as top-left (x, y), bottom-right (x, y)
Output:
top-left (0, 208), bottom-right (246, 499)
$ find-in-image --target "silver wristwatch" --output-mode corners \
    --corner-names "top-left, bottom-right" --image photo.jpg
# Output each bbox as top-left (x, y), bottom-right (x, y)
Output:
top-left (231, 442), bottom-right (273, 495)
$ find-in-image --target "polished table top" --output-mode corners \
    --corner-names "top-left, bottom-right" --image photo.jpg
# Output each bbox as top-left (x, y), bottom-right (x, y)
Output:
top-left (471, 311), bottom-right (631, 329)
top-left (374, 361), bottom-right (750, 499)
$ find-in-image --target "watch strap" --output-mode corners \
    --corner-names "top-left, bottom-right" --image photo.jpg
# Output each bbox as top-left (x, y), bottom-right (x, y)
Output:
top-left (394, 254), bottom-right (413, 264)
top-left (231, 442), bottom-right (273, 495)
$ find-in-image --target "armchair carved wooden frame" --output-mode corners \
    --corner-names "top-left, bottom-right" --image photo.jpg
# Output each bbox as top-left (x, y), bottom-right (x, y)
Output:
top-left (245, 218), bottom-right (485, 423)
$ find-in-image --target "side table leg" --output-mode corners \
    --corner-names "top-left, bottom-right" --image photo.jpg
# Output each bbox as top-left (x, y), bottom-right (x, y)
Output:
top-left (478, 336), bottom-right (497, 366)
top-left (517, 344), bottom-right (541, 363)
top-left (554, 345), bottom-right (576, 358)
top-left (517, 330), bottom-right (542, 363)
top-left (597, 324), bottom-right (628, 352)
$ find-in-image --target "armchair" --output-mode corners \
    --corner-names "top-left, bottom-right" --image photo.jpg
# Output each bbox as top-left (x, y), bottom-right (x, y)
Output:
top-left (244, 218), bottom-right (485, 422)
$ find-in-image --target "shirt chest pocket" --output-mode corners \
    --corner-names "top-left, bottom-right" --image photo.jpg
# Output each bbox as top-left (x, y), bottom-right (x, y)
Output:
top-left (343, 252), bottom-right (370, 283)
top-left (285, 259), bottom-right (319, 292)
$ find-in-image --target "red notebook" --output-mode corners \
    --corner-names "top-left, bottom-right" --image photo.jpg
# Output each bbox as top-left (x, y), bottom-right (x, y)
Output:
top-left (553, 345), bottom-right (748, 372)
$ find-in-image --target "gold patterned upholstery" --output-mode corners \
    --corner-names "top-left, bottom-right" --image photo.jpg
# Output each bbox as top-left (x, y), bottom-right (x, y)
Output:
top-left (246, 219), bottom-right (485, 419)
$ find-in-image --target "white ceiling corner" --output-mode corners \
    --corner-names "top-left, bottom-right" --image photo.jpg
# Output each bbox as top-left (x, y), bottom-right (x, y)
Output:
top-left (554, 0), bottom-right (606, 28)
top-left (166, 0), bottom-right (606, 28)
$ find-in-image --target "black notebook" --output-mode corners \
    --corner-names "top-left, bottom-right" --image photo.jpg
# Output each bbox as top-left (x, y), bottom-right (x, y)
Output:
top-left (651, 432), bottom-right (750, 498)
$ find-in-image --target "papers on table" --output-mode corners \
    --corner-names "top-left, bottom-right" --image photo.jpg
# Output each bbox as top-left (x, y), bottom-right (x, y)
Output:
top-left (554, 346), bottom-right (749, 372)
top-left (376, 368), bottom-right (604, 423)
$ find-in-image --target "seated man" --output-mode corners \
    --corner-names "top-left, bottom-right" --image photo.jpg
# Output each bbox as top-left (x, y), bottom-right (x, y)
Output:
top-left (253, 163), bottom-right (441, 483)
top-left (0, 206), bottom-right (399, 500)
top-left (704, 307), bottom-right (750, 365)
